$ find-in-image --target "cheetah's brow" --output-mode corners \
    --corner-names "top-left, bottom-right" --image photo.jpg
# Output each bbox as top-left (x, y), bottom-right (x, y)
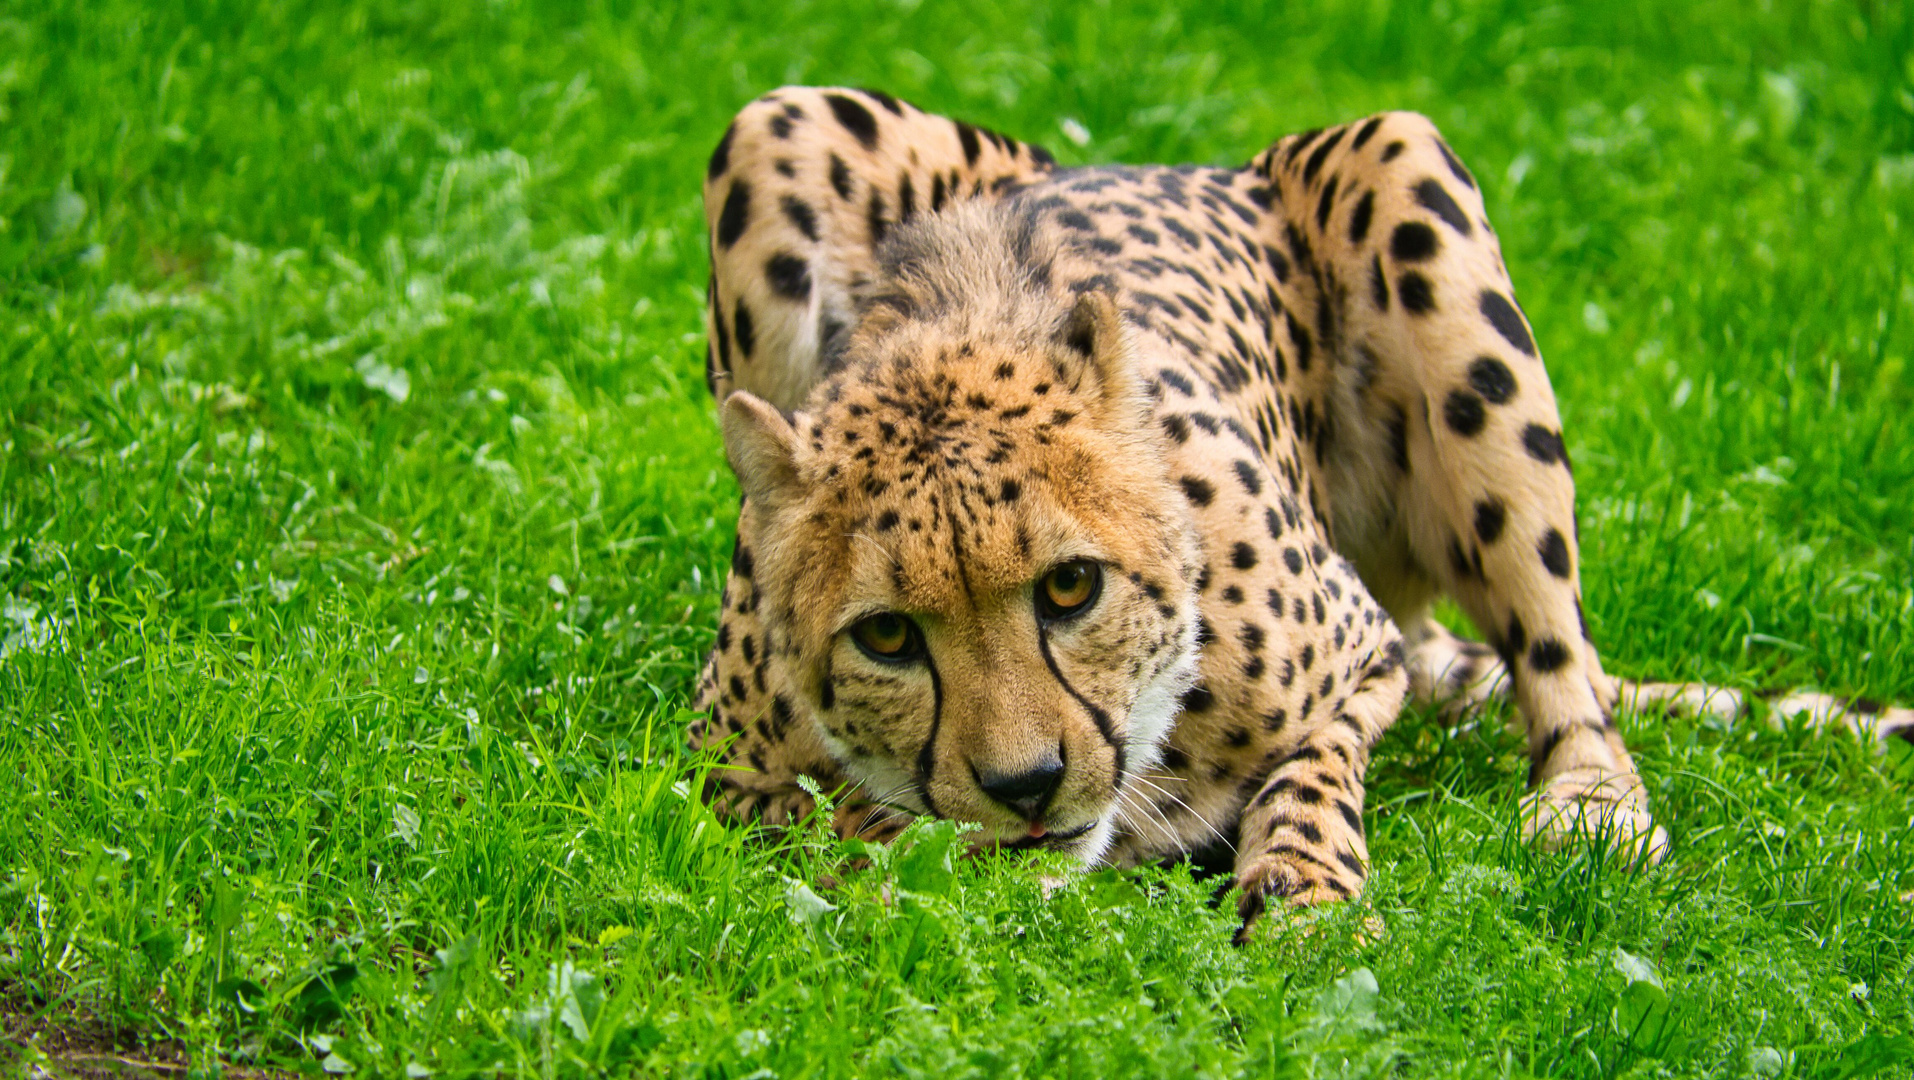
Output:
top-left (845, 531), bottom-right (902, 569)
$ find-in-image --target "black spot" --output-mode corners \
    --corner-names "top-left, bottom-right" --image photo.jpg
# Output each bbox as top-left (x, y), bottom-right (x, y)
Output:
top-left (955, 121), bottom-right (982, 166)
top-left (1370, 255), bottom-right (1389, 310)
top-left (733, 299), bottom-right (756, 359)
top-left (930, 172), bottom-right (947, 212)
top-left (1161, 414), bottom-right (1191, 443)
top-left (769, 114), bottom-right (794, 139)
top-left (1529, 638), bottom-right (1571, 673)
top-left (1349, 190), bottom-right (1374, 243)
top-left (1232, 543), bottom-right (1258, 571)
top-left (1233, 460), bottom-right (1262, 495)
top-left (1390, 221), bottom-right (1439, 262)
top-left (1336, 799), bottom-right (1363, 836)
top-left (897, 172), bottom-right (916, 221)
top-left (1444, 390), bottom-right (1486, 436)
top-left (707, 122), bottom-right (735, 180)
top-left (819, 676), bottom-right (835, 710)
top-left (999, 479), bottom-right (1021, 503)
top-left (1283, 548), bottom-right (1305, 575)
top-left (1181, 685), bottom-right (1215, 713)
top-left (1398, 271), bottom-right (1435, 313)
top-left (1413, 179), bottom-right (1472, 236)
top-left (1449, 536), bottom-right (1474, 578)
top-left (1352, 116), bottom-right (1384, 150)
top-left (1467, 356), bottom-right (1517, 404)
top-left (1480, 290), bottom-right (1536, 356)
top-left (1381, 140), bottom-right (1405, 162)
top-left (1538, 528), bottom-right (1572, 578)
top-left (825, 93), bottom-right (879, 149)
top-left (1180, 476), bottom-right (1216, 507)
top-left (829, 153), bottom-right (854, 199)
top-left (1302, 127), bottom-right (1345, 185)
top-left (1315, 175), bottom-right (1339, 230)
top-left (1506, 613), bottom-right (1527, 658)
top-left (1286, 311), bottom-right (1313, 372)
top-left (1436, 139), bottom-right (1476, 190)
top-left (1158, 367), bottom-right (1195, 396)
top-left (1265, 507), bottom-right (1284, 541)
top-left (866, 189), bottom-right (888, 243)
top-left (876, 510), bottom-right (899, 531)
top-left (717, 181), bottom-right (751, 249)
top-left (781, 195), bottom-right (818, 241)
top-left (1474, 499), bottom-right (1506, 544)
top-left (766, 253), bottom-right (811, 300)
top-left (1264, 244), bottom-right (1291, 282)
top-left (859, 88), bottom-right (903, 115)
top-left (712, 292), bottom-right (732, 371)
top-left (1522, 424), bottom-right (1565, 465)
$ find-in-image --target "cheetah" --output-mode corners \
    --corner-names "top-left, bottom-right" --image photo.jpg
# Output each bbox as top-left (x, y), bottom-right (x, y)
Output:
top-left (686, 87), bottom-right (1913, 936)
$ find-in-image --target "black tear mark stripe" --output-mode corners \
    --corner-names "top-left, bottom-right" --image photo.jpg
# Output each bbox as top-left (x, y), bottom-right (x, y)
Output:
top-left (1037, 624), bottom-right (1127, 780)
top-left (914, 654), bottom-right (945, 817)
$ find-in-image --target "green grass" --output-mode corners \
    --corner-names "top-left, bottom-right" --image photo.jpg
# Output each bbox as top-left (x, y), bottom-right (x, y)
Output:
top-left (4, 0), bottom-right (1913, 1075)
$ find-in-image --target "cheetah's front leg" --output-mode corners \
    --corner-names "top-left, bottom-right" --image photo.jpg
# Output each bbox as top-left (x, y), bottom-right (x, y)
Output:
top-left (1233, 645), bottom-right (1406, 942)
top-left (1253, 114), bottom-right (1666, 862)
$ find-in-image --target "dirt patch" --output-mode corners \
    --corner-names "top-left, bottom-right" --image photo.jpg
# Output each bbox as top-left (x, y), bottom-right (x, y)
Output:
top-left (1, 993), bottom-right (288, 1079)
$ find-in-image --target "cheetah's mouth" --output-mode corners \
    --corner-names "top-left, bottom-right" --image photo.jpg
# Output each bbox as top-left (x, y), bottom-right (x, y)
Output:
top-left (994, 820), bottom-right (1097, 851)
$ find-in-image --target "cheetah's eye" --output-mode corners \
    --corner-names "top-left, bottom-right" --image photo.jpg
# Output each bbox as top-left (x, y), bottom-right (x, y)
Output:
top-left (1038, 560), bottom-right (1103, 620)
top-left (849, 612), bottom-right (923, 663)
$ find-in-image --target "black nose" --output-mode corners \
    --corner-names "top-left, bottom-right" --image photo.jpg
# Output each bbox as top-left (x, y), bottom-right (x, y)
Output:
top-left (975, 753), bottom-right (1065, 821)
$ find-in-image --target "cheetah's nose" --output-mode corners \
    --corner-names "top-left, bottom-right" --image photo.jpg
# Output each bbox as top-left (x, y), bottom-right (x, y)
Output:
top-left (975, 752), bottom-right (1065, 822)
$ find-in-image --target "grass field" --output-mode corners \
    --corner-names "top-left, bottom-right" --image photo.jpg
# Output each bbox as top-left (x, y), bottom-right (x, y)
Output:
top-left (4, 1), bottom-right (1914, 1075)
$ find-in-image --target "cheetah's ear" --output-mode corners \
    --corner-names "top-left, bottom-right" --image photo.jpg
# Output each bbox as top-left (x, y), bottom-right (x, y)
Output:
top-left (721, 391), bottom-right (805, 513)
top-left (1062, 290), bottom-right (1147, 430)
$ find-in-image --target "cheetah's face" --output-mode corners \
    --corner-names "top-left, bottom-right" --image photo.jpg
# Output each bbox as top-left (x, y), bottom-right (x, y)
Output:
top-left (723, 294), bottom-right (1200, 862)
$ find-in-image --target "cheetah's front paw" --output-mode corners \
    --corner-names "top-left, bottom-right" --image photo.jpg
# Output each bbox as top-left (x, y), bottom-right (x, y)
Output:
top-left (1520, 766), bottom-right (1669, 864)
top-left (1231, 847), bottom-right (1363, 945)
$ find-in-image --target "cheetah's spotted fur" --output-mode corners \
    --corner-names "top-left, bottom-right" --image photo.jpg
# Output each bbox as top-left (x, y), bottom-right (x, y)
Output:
top-left (687, 87), bottom-right (1914, 936)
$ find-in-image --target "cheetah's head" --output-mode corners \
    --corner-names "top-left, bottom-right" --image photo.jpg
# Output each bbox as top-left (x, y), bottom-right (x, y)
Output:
top-left (723, 289), bottom-right (1200, 863)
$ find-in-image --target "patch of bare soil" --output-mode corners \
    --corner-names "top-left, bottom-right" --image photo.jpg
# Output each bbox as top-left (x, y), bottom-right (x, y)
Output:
top-left (1, 990), bottom-right (287, 1080)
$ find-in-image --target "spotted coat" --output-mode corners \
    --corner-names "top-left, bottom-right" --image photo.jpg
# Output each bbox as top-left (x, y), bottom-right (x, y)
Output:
top-left (687, 87), bottom-right (1914, 934)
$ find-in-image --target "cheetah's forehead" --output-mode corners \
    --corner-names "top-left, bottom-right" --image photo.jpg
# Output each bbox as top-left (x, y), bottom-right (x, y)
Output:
top-left (782, 344), bottom-right (1182, 617)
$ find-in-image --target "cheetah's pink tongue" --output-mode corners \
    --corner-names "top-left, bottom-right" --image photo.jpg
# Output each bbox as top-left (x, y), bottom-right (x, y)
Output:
top-left (1027, 822), bottom-right (1047, 839)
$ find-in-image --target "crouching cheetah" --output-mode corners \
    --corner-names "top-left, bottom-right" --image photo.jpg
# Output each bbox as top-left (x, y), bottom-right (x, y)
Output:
top-left (686, 87), bottom-right (1913, 936)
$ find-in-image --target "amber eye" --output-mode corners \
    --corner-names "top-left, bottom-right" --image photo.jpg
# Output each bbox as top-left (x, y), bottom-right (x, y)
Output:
top-left (850, 612), bottom-right (922, 663)
top-left (1038, 559), bottom-right (1102, 620)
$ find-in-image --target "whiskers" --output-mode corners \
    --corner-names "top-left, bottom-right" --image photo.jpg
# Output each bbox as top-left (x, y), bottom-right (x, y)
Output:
top-left (1116, 771), bottom-right (1234, 855)
top-left (841, 777), bottom-right (922, 838)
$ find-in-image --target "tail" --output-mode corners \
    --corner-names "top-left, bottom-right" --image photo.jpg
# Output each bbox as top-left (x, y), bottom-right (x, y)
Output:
top-left (1402, 617), bottom-right (1914, 746)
